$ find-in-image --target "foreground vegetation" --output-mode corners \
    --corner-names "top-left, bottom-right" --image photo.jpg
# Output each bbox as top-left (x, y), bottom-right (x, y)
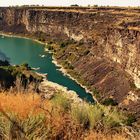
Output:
top-left (0, 90), bottom-right (138, 140)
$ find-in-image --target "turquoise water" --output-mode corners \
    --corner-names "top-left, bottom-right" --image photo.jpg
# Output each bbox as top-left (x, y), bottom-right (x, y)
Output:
top-left (0, 35), bottom-right (94, 102)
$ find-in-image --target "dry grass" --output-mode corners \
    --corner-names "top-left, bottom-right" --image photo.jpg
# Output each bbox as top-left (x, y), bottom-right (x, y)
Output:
top-left (85, 131), bottom-right (127, 140)
top-left (0, 92), bottom-right (133, 139)
top-left (0, 92), bottom-right (71, 139)
top-left (0, 91), bottom-right (50, 119)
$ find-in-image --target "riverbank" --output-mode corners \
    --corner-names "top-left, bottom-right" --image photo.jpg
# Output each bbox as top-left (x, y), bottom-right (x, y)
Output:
top-left (51, 55), bottom-right (98, 103)
top-left (0, 32), bottom-right (47, 45)
top-left (39, 78), bottom-right (83, 103)
top-left (0, 31), bottom-right (96, 103)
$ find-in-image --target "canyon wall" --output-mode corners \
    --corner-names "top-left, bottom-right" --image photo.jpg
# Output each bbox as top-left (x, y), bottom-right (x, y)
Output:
top-left (0, 7), bottom-right (140, 113)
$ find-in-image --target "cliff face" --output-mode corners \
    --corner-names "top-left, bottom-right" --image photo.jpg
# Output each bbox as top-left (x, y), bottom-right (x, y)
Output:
top-left (0, 7), bottom-right (118, 41)
top-left (0, 7), bottom-right (140, 114)
top-left (104, 28), bottom-right (140, 87)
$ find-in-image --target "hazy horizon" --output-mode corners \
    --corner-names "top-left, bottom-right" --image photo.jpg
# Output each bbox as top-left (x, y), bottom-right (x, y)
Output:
top-left (0, 0), bottom-right (140, 7)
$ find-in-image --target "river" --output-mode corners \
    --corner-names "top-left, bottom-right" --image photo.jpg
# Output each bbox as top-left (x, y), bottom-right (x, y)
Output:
top-left (0, 35), bottom-right (94, 102)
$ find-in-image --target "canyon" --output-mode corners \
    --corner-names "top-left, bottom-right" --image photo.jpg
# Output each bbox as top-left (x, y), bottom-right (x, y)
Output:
top-left (0, 7), bottom-right (140, 117)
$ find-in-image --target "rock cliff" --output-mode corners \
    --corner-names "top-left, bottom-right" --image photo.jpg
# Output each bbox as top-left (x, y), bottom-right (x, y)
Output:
top-left (0, 7), bottom-right (140, 115)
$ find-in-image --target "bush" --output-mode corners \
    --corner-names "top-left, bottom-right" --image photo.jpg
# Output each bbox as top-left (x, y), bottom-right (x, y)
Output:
top-left (78, 41), bottom-right (84, 46)
top-left (21, 114), bottom-right (49, 139)
top-left (102, 98), bottom-right (118, 106)
top-left (39, 38), bottom-right (45, 42)
top-left (71, 103), bottom-right (126, 130)
top-left (0, 60), bottom-right (10, 66)
top-left (47, 45), bottom-right (53, 50)
top-left (21, 63), bottom-right (31, 70)
top-left (69, 65), bottom-right (74, 70)
top-left (93, 88), bottom-right (100, 98)
top-left (60, 42), bottom-right (67, 48)
top-left (130, 82), bottom-right (137, 89)
top-left (86, 104), bottom-right (104, 129)
top-left (0, 112), bottom-right (49, 140)
top-left (70, 4), bottom-right (79, 7)
top-left (51, 93), bottom-right (71, 112)
top-left (102, 107), bottom-right (126, 128)
top-left (71, 103), bottom-right (89, 128)
top-left (94, 5), bottom-right (98, 7)
top-left (67, 63), bottom-right (74, 70)
top-left (125, 114), bottom-right (136, 126)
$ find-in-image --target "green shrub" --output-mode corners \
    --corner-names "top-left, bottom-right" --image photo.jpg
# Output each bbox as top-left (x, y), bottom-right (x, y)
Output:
top-left (125, 114), bottom-right (136, 126)
top-left (66, 63), bottom-right (74, 70)
top-left (70, 4), bottom-right (79, 7)
top-left (60, 42), bottom-right (67, 48)
top-left (71, 103), bottom-right (126, 130)
top-left (21, 114), bottom-right (49, 139)
top-left (94, 5), bottom-right (98, 7)
top-left (102, 98), bottom-right (118, 106)
top-left (69, 65), bottom-right (74, 70)
top-left (0, 112), bottom-right (50, 140)
top-left (51, 93), bottom-right (71, 112)
top-left (47, 45), bottom-right (53, 50)
top-left (78, 41), bottom-right (84, 46)
top-left (71, 103), bottom-right (103, 129)
top-left (86, 104), bottom-right (104, 129)
top-left (48, 41), bottom-right (53, 44)
top-left (93, 88), bottom-right (100, 98)
top-left (71, 103), bottom-right (89, 128)
top-left (39, 38), bottom-right (45, 42)
top-left (21, 63), bottom-right (28, 67)
top-left (130, 82), bottom-right (137, 89)
top-left (102, 108), bottom-right (126, 128)
top-left (0, 60), bottom-right (10, 66)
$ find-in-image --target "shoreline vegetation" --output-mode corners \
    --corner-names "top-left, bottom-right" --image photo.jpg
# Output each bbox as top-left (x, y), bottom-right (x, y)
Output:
top-left (0, 32), bottom-right (96, 103)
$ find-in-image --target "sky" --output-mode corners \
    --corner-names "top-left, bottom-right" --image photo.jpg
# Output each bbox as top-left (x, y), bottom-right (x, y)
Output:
top-left (0, 0), bottom-right (140, 7)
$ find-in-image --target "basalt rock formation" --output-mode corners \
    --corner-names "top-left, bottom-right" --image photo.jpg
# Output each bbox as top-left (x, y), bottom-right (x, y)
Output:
top-left (0, 7), bottom-right (140, 116)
